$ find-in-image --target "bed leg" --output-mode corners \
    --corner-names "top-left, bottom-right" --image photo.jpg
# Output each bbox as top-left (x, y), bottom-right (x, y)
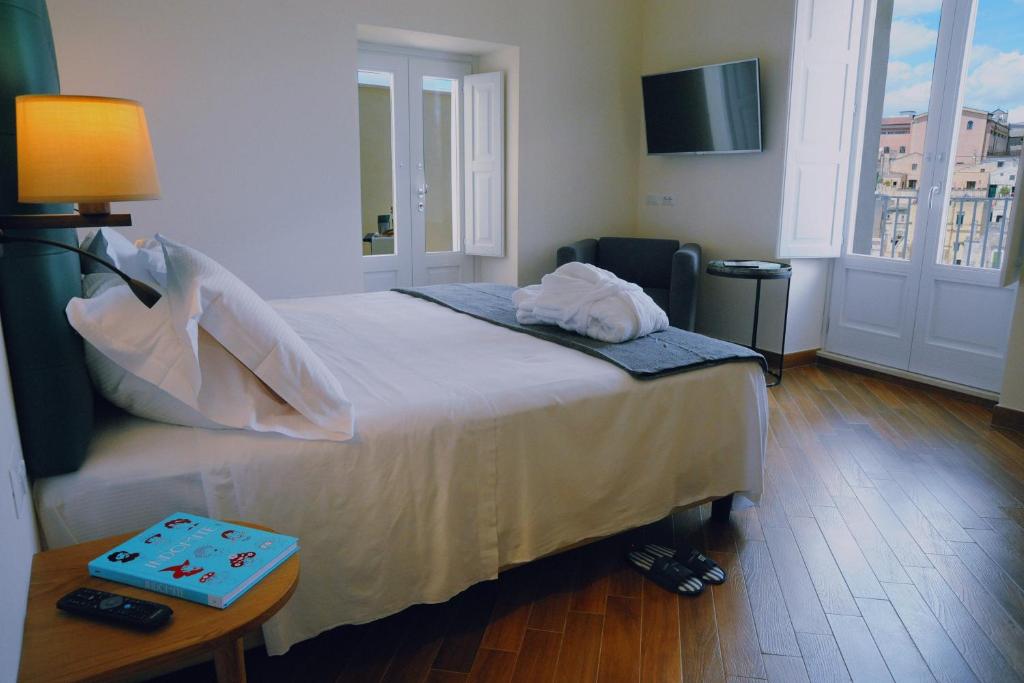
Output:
top-left (710, 494), bottom-right (734, 521)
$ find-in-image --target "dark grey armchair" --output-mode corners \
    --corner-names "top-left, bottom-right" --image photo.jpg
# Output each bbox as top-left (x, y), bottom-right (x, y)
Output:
top-left (556, 237), bottom-right (701, 331)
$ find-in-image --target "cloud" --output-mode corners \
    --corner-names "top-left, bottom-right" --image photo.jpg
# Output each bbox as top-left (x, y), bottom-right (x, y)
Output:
top-left (884, 80), bottom-right (933, 114)
top-left (889, 20), bottom-right (938, 58)
top-left (893, 0), bottom-right (941, 18)
top-left (887, 60), bottom-right (933, 86)
top-left (964, 49), bottom-right (1024, 119)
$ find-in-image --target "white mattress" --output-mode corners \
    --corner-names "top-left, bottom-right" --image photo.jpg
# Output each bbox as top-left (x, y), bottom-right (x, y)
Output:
top-left (35, 291), bottom-right (768, 654)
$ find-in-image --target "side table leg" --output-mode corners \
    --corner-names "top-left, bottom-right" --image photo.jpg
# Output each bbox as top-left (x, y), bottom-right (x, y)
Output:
top-left (214, 638), bottom-right (247, 683)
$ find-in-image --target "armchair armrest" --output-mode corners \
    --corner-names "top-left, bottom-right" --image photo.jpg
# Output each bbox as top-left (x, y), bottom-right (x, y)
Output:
top-left (556, 238), bottom-right (598, 267)
top-left (669, 243), bottom-right (701, 331)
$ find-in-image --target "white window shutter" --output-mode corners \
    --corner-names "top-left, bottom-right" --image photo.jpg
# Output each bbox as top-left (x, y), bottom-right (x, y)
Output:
top-left (777, 0), bottom-right (866, 258)
top-left (463, 71), bottom-right (505, 257)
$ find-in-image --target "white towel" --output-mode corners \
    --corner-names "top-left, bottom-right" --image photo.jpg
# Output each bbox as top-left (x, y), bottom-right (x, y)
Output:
top-left (513, 262), bottom-right (669, 343)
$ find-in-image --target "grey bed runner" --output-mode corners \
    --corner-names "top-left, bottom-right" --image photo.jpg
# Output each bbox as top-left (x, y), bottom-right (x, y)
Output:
top-left (393, 283), bottom-right (766, 379)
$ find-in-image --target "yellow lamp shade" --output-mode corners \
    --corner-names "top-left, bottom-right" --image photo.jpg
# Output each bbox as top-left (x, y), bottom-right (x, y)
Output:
top-left (16, 95), bottom-right (160, 204)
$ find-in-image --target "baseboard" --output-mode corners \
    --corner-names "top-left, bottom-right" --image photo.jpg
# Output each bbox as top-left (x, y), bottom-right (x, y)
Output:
top-left (759, 348), bottom-right (819, 369)
top-left (992, 405), bottom-right (1024, 433)
top-left (816, 351), bottom-right (998, 406)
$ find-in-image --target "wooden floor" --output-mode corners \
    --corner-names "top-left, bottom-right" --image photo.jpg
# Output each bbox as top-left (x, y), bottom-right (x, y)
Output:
top-left (153, 364), bottom-right (1024, 683)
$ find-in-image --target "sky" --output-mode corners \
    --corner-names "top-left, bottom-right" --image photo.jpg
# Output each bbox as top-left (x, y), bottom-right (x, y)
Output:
top-left (883, 0), bottom-right (1024, 122)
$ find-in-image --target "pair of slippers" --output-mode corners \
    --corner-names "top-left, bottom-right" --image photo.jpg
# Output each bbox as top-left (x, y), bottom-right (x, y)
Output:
top-left (626, 543), bottom-right (726, 596)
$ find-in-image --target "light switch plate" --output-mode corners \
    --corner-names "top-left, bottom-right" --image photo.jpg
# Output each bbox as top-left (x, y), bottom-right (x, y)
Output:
top-left (8, 458), bottom-right (28, 520)
top-left (645, 194), bottom-right (660, 206)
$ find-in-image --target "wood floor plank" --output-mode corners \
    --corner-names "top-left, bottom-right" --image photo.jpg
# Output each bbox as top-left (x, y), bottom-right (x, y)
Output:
top-left (640, 574), bottom-right (682, 683)
top-left (949, 541), bottom-right (1024, 627)
top-left (553, 612), bottom-right (603, 683)
top-left (789, 516), bottom-right (860, 616)
top-left (381, 604), bottom-right (453, 683)
top-left (870, 478), bottom-right (956, 555)
top-left (826, 614), bottom-right (893, 682)
top-left (510, 629), bottom-right (562, 683)
top-left (796, 632), bottom-right (851, 683)
top-left (910, 465), bottom-right (994, 531)
top-left (967, 527), bottom-right (1024, 588)
top-left (570, 540), bottom-right (613, 615)
top-left (903, 565), bottom-right (1019, 683)
top-left (887, 469), bottom-right (977, 541)
top-left (481, 567), bottom-right (534, 653)
top-left (761, 524), bottom-right (832, 634)
top-left (851, 486), bottom-right (931, 567)
top-left (597, 596), bottom-right (641, 683)
top-left (882, 582), bottom-right (979, 683)
top-left (467, 649), bottom-right (516, 683)
top-left (737, 540), bottom-right (801, 656)
top-left (856, 597), bottom-right (937, 683)
top-left (927, 553), bottom-right (1024, 679)
top-left (763, 654), bottom-right (810, 683)
top-left (678, 572), bottom-right (727, 683)
top-left (819, 433), bottom-right (876, 489)
top-left (427, 670), bottom-right (469, 683)
top-left (432, 582), bottom-right (499, 674)
top-left (527, 554), bottom-right (576, 633)
top-left (811, 506), bottom-right (887, 600)
top-left (710, 551), bottom-right (767, 680)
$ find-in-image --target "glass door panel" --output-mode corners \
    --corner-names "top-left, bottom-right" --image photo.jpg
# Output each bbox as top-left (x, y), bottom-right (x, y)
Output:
top-left (421, 76), bottom-right (459, 254)
top-left (849, 0), bottom-right (942, 261)
top-left (936, 0), bottom-right (1022, 269)
top-left (358, 69), bottom-right (396, 256)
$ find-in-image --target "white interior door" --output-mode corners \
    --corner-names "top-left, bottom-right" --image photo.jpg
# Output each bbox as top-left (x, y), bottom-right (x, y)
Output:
top-left (358, 51), bottom-right (412, 290)
top-left (827, 0), bottom-right (1020, 392)
top-left (358, 48), bottom-right (475, 290)
top-left (409, 57), bottom-right (474, 285)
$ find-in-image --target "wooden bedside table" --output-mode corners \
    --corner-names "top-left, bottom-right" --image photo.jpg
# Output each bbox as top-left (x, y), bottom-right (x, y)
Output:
top-left (18, 520), bottom-right (299, 683)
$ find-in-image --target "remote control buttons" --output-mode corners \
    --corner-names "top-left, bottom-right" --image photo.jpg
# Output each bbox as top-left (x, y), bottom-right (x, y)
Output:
top-left (99, 596), bottom-right (124, 610)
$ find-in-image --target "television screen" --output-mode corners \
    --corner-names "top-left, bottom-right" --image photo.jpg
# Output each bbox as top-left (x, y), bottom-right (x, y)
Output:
top-left (642, 58), bottom-right (762, 155)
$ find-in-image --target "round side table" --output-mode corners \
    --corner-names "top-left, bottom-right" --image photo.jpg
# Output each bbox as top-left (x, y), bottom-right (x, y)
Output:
top-left (706, 260), bottom-right (793, 386)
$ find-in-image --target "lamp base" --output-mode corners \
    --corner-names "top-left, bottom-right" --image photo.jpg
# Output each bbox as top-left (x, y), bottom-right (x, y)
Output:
top-left (77, 202), bottom-right (111, 216)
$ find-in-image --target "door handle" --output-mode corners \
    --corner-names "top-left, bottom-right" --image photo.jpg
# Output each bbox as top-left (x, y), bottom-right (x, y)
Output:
top-left (927, 183), bottom-right (942, 209)
top-left (417, 184), bottom-right (429, 198)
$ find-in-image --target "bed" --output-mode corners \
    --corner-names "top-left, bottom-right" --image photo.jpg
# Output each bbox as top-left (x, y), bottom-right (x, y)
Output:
top-left (33, 289), bottom-right (768, 655)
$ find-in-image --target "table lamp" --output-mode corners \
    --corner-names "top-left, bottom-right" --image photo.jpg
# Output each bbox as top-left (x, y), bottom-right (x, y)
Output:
top-left (0, 94), bottom-right (162, 307)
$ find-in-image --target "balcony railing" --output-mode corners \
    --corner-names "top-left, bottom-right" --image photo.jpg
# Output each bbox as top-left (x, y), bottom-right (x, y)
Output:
top-left (864, 192), bottom-right (1014, 268)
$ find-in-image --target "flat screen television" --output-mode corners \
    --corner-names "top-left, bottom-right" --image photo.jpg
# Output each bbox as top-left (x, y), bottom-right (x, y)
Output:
top-left (642, 58), bottom-right (762, 155)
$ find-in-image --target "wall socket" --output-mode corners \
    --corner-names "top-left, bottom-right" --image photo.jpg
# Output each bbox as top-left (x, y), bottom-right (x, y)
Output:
top-left (8, 458), bottom-right (28, 520)
top-left (645, 193), bottom-right (676, 207)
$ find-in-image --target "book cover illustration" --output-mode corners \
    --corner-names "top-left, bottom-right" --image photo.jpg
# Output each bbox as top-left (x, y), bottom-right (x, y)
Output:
top-left (89, 512), bottom-right (298, 609)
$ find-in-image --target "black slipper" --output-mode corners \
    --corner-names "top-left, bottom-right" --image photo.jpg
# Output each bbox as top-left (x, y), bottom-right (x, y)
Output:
top-left (626, 548), bottom-right (705, 596)
top-left (644, 543), bottom-right (727, 585)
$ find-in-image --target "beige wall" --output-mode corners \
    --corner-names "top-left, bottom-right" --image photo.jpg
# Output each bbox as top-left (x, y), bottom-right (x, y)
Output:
top-left (634, 0), bottom-right (827, 353)
top-left (48, 0), bottom-right (641, 296)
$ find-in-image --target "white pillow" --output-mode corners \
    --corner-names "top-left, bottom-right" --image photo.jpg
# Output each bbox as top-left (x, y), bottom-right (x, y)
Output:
top-left (67, 262), bottom-right (355, 441)
top-left (157, 235), bottom-right (354, 439)
top-left (81, 227), bottom-right (167, 288)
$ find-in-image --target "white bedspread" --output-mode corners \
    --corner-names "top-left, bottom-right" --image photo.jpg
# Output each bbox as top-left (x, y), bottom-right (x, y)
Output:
top-left (34, 291), bottom-right (767, 655)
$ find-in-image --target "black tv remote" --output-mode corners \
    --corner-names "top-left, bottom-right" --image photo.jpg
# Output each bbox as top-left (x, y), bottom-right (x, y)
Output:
top-left (57, 587), bottom-right (173, 630)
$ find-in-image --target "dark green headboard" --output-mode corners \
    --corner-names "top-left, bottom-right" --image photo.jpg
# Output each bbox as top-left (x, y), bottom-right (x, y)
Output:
top-left (0, 0), bottom-right (94, 478)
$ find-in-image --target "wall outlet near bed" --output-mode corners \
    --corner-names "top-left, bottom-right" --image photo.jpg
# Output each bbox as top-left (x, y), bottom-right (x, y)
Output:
top-left (8, 458), bottom-right (28, 520)
top-left (660, 194), bottom-right (676, 206)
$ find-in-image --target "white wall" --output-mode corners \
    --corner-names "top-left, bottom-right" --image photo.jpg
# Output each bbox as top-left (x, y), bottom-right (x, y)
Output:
top-left (0, 316), bottom-right (38, 681)
top-left (48, 0), bottom-right (641, 296)
top-left (634, 0), bottom-right (828, 353)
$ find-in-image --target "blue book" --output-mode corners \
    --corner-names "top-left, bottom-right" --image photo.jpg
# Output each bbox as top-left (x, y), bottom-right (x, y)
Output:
top-left (88, 513), bottom-right (299, 609)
